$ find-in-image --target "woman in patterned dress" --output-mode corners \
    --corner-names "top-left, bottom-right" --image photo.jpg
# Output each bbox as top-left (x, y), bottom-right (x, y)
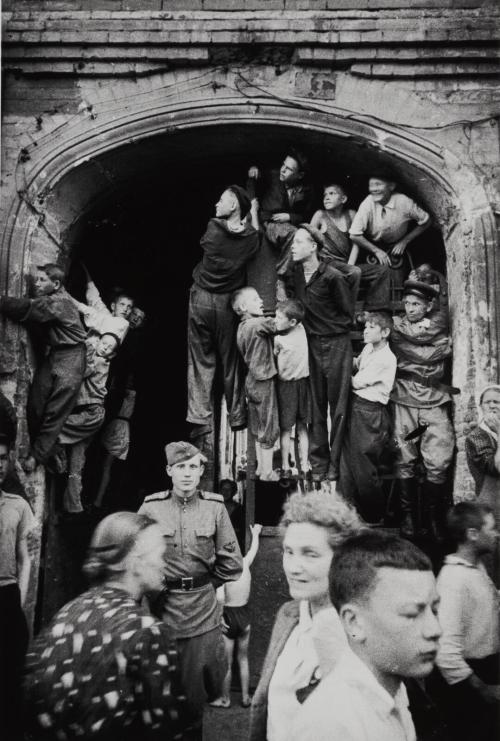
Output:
top-left (24, 512), bottom-right (187, 740)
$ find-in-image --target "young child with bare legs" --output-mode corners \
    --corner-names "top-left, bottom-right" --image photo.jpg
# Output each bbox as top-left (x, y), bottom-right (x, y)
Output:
top-left (274, 299), bottom-right (311, 480)
top-left (210, 523), bottom-right (262, 709)
top-left (232, 287), bottom-right (279, 481)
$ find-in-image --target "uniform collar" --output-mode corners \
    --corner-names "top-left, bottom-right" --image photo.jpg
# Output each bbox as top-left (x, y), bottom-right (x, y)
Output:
top-left (443, 554), bottom-right (478, 568)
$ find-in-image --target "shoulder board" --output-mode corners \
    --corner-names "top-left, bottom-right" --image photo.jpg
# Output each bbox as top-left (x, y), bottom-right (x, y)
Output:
top-left (199, 491), bottom-right (224, 503)
top-left (143, 490), bottom-right (171, 503)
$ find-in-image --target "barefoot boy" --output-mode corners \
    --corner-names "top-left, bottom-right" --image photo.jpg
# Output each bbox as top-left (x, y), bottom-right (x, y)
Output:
top-left (232, 287), bottom-right (279, 481)
top-left (211, 523), bottom-right (263, 709)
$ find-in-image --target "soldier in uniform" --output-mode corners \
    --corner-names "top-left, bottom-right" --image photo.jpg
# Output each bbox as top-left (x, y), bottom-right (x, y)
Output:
top-left (138, 441), bottom-right (243, 739)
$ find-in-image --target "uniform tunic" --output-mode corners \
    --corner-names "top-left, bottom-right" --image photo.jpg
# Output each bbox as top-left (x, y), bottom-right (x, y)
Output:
top-left (139, 490), bottom-right (243, 639)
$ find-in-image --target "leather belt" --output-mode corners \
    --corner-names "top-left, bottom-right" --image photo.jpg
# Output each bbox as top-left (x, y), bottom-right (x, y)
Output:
top-left (397, 368), bottom-right (460, 395)
top-left (164, 574), bottom-right (212, 591)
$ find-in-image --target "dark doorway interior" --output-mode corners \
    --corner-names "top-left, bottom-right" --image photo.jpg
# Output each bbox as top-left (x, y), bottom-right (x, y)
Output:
top-left (64, 123), bottom-right (447, 510)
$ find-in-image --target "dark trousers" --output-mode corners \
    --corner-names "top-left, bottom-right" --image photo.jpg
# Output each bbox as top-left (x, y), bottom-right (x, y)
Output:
top-left (429, 657), bottom-right (499, 741)
top-left (176, 627), bottom-right (227, 735)
top-left (187, 287), bottom-right (246, 431)
top-left (327, 260), bottom-right (390, 310)
top-left (308, 334), bottom-right (352, 480)
top-left (0, 584), bottom-right (29, 741)
top-left (339, 396), bottom-right (391, 523)
top-left (27, 345), bottom-right (86, 464)
top-left (359, 262), bottom-right (391, 310)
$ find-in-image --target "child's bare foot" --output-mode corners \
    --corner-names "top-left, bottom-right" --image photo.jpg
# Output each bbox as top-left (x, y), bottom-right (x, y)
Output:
top-left (209, 697), bottom-right (231, 708)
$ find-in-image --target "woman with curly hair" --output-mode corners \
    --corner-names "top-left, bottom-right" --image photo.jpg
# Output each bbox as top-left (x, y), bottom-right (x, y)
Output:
top-left (249, 491), bottom-right (362, 741)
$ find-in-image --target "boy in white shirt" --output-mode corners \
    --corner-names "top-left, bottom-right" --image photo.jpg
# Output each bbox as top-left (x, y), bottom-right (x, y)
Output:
top-left (274, 299), bottom-right (311, 479)
top-left (339, 312), bottom-right (397, 524)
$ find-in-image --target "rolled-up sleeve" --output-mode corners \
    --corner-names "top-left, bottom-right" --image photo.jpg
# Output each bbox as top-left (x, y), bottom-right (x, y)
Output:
top-left (349, 199), bottom-right (371, 237)
top-left (407, 196), bottom-right (430, 226)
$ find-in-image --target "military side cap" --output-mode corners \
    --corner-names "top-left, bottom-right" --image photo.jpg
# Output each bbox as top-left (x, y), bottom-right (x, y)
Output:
top-left (165, 441), bottom-right (207, 466)
top-left (402, 279), bottom-right (439, 302)
top-left (297, 223), bottom-right (327, 252)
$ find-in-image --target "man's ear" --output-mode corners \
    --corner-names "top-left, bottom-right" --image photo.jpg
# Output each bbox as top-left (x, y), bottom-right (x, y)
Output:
top-left (340, 602), bottom-right (366, 644)
top-left (166, 464), bottom-right (173, 477)
top-left (53, 279), bottom-right (62, 292)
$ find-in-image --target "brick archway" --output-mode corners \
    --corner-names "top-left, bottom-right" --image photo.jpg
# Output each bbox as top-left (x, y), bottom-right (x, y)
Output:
top-left (2, 86), bottom-right (498, 626)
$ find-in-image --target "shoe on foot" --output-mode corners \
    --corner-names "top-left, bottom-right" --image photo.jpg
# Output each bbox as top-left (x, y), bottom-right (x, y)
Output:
top-left (241, 696), bottom-right (252, 708)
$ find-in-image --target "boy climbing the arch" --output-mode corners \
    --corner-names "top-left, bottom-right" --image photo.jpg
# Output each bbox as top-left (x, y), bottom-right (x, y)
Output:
top-left (349, 168), bottom-right (431, 269)
top-left (311, 182), bottom-right (390, 310)
top-left (0, 263), bottom-right (87, 472)
top-left (187, 185), bottom-right (260, 446)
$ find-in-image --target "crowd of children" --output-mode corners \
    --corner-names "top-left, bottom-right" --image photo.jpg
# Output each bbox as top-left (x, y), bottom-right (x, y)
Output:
top-left (183, 149), bottom-right (455, 538)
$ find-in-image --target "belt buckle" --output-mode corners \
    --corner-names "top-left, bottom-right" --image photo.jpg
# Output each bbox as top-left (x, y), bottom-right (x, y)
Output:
top-left (181, 577), bottom-right (194, 591)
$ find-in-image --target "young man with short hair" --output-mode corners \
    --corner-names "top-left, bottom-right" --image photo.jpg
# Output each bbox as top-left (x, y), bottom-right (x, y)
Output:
top-left (187, 186), bottom-right (260, 442)
top-left (391, 277), bottom-right (455, 540)
top-left (291, 530), bottom-right (441, 741)
top-left (0, 263), bottom-right (87, 471)
top-left (138, 442), bottom-right (243, 739)
top-left (434, 502), bottom-right (499, 741)
top-left (0, 437), bottom-right (35, 741)
top-left (339, 312), bottom-right (397, 524)
top-left (248, 149), bottom-right (314, 228)
top-left (349, 169), bottom-right (431, 267)
top-left (311, 182), bottom-right (390, 309)
top-left (283, 224), bottom-right (354, 488)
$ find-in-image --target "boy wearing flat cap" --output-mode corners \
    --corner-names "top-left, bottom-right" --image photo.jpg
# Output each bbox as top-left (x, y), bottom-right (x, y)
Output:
top-left (139, 441), bottom-right (243, 738)
top-left (391, 277), bottom-right (455, 541)
top-left (187, 186), bottom-right (260, 451)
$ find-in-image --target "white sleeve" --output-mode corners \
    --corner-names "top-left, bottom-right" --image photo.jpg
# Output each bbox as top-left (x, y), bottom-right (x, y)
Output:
top-left (406, 195), bottom-right (430, 226)
top-left (349, 198), bottom-right (371, 237)
top-left (436, 570), bottom-right (473, 684)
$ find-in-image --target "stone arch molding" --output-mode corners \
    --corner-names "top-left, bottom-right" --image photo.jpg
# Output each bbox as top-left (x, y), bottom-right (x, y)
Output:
top-left (1, 77), bottom-right (498, 498)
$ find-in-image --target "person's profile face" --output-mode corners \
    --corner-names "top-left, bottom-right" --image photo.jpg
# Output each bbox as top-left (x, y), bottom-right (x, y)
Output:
top-left (291, 228), bottom-right (316, 263)
top-left (403, 295), bottom-right (430, 323)
top-left (34, 270), bottom-right (58, 297)
top-left (167, 455), bottom-right (203, 494)
top-left (275, 309), bottom-right (296, 333)
top-left (112, 296), bottom-right (133, 320)
top-left (358, 567), bottom-right (441, 682)
top-left (243, 290), bottom-right (264, 317)
top-left (215, 189), bottom-right (237, 219)
top-left (368, 178), bottom-right (395, 204)
top-left (323, 186), bottom-right (346, 211)
top-left (133, 524), bottom-right (167, 593)
top-left (475, 512), bottom-right (499, 555)
top-left (282, 522), bottom-right (334, 604)
top-left (280, 156), bottom-right (301, 185)
top-left (0, 443), bottom-right (10, 487)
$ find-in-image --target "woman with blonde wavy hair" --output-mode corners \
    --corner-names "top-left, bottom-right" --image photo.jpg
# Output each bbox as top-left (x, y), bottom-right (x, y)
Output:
top-left (24, 512), bottom-right (187, 740)
top-left (249, 491), bottom-right (363, 741)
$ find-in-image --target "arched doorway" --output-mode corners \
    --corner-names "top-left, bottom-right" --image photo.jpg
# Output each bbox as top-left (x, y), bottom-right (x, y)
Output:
top-left (1, 94), bottom-right (498, 625)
